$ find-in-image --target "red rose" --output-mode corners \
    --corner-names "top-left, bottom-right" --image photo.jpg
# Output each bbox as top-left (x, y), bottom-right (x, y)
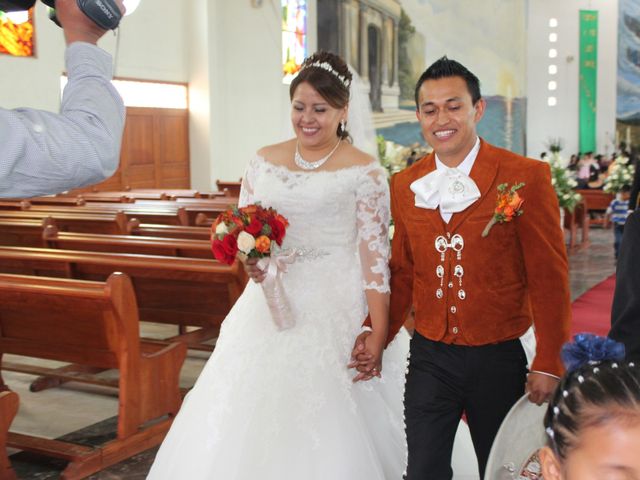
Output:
top-left (211, 235), bottom-right (238, 265)
top-left (268, 218), bottom-right (286, 245)
top-left (245, 217), bottom-right (263, 236)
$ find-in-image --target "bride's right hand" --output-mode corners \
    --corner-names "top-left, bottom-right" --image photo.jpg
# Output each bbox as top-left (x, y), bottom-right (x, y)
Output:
top-left (244, 258), bottom-right (267, 283)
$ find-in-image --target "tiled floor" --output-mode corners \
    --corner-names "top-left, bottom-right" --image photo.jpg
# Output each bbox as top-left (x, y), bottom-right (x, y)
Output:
top-left (8, 228), bottom-right (618, 479)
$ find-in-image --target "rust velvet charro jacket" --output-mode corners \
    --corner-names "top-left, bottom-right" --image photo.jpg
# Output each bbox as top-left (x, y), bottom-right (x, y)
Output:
top-left (386, 140), bottom-right (571, 377)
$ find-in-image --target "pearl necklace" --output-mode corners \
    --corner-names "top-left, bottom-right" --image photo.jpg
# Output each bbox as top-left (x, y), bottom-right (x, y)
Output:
top-left (294, 139), bottom-right (342, 170)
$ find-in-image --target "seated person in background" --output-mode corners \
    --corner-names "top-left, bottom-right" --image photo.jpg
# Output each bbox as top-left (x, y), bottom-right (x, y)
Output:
top-left (539, 334), bottom-right (639, 480)
top-left (567, 154), bottom-right (579, 172)
top-left (0, 0), bottom-right (126, 198)
top-left (604, 186), bottom-right (631, 259)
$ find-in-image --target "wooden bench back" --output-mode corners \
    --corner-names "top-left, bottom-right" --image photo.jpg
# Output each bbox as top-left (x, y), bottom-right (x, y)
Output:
top-left (0, 246), bottom-right (245, 328)
top-left (0, 218), bottom-right (53, 247)
top-left (43, 226), bottom-right (213, 259)
top-left (128, 223), bottom-right (211, 241)
top-left (0, 272), bottom-right (139, 370)
top-left (215, 180), bottom-right (242, 197)
top-left (24, 204), bottom-right (189, 226)
top-left (0, 210), bottom-right (128, 234)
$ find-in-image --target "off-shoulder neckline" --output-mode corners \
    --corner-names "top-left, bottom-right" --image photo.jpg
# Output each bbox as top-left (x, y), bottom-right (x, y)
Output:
top-left (253, 154), bottom-right (384, 175)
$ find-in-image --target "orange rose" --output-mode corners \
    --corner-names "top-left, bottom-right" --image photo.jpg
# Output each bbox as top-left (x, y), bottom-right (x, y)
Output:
top-left (255, 235), bottom-right (271, 253)
top-left (508, 192), bottom-right (524, 211)
top-left (503, 205), bottom-right (515, 218)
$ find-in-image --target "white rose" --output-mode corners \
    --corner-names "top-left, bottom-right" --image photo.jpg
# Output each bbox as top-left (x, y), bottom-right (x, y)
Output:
top-left (237, 231), bottom-right (256, 254)
top-left (215, 222), bottom-right (228, 235)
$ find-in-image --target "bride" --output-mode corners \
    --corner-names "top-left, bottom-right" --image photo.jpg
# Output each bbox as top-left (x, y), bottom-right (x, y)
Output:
top-left (147, 51), bottom-right (411, 479)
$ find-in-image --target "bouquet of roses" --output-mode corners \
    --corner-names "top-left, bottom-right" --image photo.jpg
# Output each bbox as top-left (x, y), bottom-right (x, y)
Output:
top-left (211, 204), bottom-right (294, 330)
top-left (211, 204), bottom-right (289, 265)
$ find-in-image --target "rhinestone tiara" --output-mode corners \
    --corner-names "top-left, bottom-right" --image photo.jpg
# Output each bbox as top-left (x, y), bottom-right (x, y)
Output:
top-left (302, 61), bottom-right (351, 88)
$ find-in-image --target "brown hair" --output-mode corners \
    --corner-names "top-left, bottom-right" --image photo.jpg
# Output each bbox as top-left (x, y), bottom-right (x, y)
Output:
top-left (289, 51), bottom-right (352, 140)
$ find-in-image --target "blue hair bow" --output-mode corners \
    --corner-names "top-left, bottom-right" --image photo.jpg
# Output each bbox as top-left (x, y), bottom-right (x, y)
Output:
top-left (561, 333), bottom-right (626, 373)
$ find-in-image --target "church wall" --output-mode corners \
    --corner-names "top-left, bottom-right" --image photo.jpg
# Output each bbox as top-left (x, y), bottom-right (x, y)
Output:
top-left (187, 0), bottom-right (318, 189)
top-left (399, 0), bottom-right (528, 154)
top-left (527, 0), bottom-right (619, 158)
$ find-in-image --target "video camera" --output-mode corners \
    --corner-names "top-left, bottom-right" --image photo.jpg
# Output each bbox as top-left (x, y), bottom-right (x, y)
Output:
top-left (0, 0), bottom-right (122, 29)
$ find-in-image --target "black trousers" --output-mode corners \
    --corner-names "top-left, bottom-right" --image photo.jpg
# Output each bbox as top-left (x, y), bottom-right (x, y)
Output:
top-left (404, 332), bottom-right (527, 480)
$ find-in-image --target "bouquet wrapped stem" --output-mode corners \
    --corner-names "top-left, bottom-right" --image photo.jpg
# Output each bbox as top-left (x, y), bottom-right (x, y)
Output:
top-left (256, 253), bottom-right (296, 330)
top-left (211, 203), bottom-right (293, 330)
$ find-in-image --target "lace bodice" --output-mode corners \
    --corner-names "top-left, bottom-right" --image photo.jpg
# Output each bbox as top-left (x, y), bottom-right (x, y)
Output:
top-left (239, 155), bottom-right (390, 293)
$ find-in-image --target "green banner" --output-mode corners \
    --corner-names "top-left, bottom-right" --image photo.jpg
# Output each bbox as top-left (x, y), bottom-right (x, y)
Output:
top-left (579, 10), bottom-right (598, 154)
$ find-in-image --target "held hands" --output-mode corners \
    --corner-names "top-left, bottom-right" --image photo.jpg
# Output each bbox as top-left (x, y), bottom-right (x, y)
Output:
top-left (56, 0), bottom-right (126, 45)
top-left (526, 372), bottom-right (559, 405)
top-left (348, 330), bottom-right (386, 383)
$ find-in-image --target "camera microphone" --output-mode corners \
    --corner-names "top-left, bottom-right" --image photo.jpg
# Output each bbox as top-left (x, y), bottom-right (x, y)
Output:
top-left (0, 0), bottom-right (122, 29)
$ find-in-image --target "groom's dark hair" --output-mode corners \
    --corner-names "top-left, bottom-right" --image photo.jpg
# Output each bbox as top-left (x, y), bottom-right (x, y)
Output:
top-left (414, 56), bottom-right (482, 107)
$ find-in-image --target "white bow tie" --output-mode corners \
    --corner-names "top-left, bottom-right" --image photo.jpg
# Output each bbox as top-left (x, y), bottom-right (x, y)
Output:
top-left (410, 167), bottom-right (481, 213)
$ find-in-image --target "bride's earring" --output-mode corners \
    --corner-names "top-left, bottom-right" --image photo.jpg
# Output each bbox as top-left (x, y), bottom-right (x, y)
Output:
top-left (340, 120), bottom-right (346, 135)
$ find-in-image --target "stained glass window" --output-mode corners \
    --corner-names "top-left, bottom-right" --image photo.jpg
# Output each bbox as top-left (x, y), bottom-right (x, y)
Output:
top-left (282, 0), bottom-right (306, 84)
top-left (0, 8), bottom-right (34, 57)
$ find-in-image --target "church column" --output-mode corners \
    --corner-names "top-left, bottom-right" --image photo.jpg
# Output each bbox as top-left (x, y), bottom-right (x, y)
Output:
top-left (392, 18), bottom-right (399, 88)
top-left (381, 13), bottom-right (390, 87)
top-left (359, 4), bottom-right (370, 82)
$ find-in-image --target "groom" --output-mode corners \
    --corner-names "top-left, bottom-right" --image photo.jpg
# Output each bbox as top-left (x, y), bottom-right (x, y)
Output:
top-left (352, 57), bottom-right (571, 478)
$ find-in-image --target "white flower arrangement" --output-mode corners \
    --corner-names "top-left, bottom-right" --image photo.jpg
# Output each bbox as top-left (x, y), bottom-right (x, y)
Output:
top-left (604, 155), bottom-right (636, 194)
top-left (545, 153), bottom-right (582, 212)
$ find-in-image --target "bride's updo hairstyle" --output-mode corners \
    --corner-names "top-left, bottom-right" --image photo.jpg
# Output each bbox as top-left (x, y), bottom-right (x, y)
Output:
top-left (289, 51), bottom-right (353, 140)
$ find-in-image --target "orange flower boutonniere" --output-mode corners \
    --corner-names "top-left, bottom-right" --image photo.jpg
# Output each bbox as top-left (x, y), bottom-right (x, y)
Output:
top-left (481, 182), bottom-right (525, 237)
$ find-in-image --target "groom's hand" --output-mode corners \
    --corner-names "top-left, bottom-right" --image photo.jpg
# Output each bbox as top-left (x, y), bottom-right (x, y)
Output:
top-left (526, 372), bottom-right (558, 405)
top-left (348, 331), bottom-right (375, 382)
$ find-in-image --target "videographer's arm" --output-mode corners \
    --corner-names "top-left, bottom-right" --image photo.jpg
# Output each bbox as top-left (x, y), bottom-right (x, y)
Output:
top-left (0, 0), bottom-right (126, 198)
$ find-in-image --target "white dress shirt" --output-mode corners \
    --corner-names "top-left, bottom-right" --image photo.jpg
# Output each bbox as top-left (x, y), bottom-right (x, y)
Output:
top-left (435, 137), bottom-right (480, 223)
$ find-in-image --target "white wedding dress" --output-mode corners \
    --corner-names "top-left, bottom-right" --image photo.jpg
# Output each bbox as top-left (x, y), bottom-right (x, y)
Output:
top-left (147, 156), bottom-right (478, 480)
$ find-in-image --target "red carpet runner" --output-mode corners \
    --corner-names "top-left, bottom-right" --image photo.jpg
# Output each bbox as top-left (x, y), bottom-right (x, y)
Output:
top-left (570, 274), bottom-right (616, 336)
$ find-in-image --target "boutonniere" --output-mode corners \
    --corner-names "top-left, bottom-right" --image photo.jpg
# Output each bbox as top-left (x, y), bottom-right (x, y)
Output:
top-left (481, 182), bottom-right (525, 237)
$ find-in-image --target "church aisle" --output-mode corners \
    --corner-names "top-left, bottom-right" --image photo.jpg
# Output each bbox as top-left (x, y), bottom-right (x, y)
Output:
top-left (8, 229), bottom-right (617, 479)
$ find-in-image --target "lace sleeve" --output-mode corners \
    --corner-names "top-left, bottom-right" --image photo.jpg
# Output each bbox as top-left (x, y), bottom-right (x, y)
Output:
top-left (356, 165), bottom-right (391, 293)
top-left (238, 156), bottom-right (259, 207)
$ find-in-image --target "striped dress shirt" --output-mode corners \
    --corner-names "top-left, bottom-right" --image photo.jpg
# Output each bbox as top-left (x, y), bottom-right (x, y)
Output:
top-left (0, 41), bottom-right (125, 198)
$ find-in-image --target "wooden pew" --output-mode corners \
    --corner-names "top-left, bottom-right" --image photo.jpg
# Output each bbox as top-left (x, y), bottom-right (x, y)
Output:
top-left (0, 272), bottom-right (186, 479)
top-left (65, 192), bottom-right (133, 203)
top-left (67, 191), bottom-right (167, 201)
top-left (128, 223), bottom-right (212, 241)
top-left (43, 226), bottom-right (213, 259)
top-left (0, 246), bottom-right (246, 350)
top-left (8, 196), bottom-right (86, 206)
top-left (0, 391), bottom-right (18, 480)
top-left (564, 199), bottom-right (589, 251)
top-left (0, 218), bottom-right (54, 248)
top-left (576, 189), bottom-right (614, 227)
top-left (0, 211), bottom-right (129, 234)
top-left (25, 204), bottom-right (190, 226)
top-left (215, 180), bottom-right (242, 197)
top-left (0, 201), bottom-right (30, 210)
top-left (127, 188), bottom-right (202, 199)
